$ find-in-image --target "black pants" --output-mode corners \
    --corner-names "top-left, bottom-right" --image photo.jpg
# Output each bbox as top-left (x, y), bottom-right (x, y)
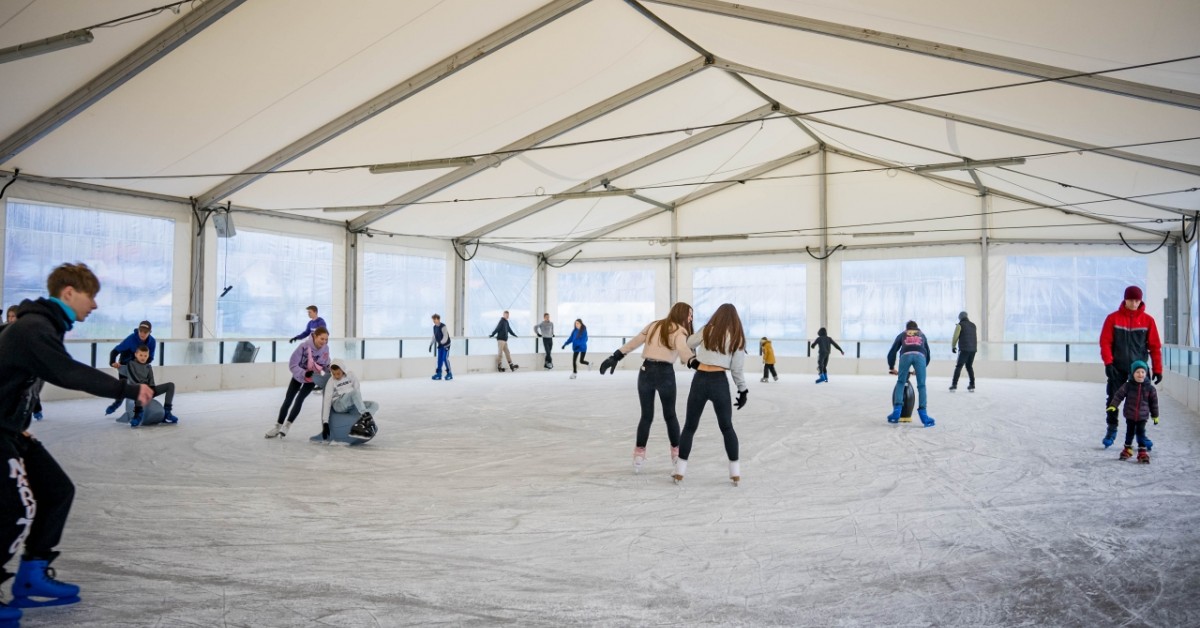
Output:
top-left (817, 352), bottom-right (830, 375)
top-left (572, 350), bottom-right (589, 373)
top-left (1123, 419), bottom-right (1148, 448)
top-left (277, 378), bottom-right (315, 424)
top-left (679, 370), bottom-right (738, 462)
top-left (1105, 368), bottom-right (1130, 429)
top-left (635, 361), bottom-right (679, 448)
top-left (135, 382), bottom-right (175, 412)
top-left (0, 435), bottom-right (74, 571)
top-left (542, 338), bottom-right (553, 365)
top-left (762, 364), bottom-right (777, 379)
top-left (952, 351), bottom-right (976, 387)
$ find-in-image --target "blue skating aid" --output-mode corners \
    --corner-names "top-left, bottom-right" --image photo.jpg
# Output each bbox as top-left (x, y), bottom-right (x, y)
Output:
top-left (114, 399), bottom-right (165, 426)
top-left (311, 401), bottom-right (379, 445)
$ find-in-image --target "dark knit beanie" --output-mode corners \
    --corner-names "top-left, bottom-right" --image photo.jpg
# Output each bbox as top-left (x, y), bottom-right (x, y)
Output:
top-left (1124, 285), bottom-right (1143, 301)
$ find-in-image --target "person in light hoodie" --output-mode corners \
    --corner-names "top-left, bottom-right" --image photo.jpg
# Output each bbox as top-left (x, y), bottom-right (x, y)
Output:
top-left (319, 359), bottom-right (376, 441)
top-left (266, 327), bottom-right (330, 438)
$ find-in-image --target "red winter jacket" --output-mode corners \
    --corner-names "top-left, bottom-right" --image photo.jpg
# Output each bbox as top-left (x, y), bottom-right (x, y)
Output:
top-left (1099, 301), bottom-right (1162, 374)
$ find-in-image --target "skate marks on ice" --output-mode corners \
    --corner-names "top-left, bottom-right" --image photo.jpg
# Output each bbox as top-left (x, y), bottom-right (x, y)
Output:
top-left (21, 372), bottom-right (1200, 626)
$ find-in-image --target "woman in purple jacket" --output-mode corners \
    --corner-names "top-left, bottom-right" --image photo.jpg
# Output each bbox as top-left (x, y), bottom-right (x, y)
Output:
top-left (266, 327), bottom-right (330, 438)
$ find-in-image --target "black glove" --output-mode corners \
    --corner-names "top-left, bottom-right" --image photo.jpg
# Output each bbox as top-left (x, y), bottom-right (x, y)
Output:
top-left (952, 347), bottom-right (957, 353)
top-left (735, 389), bottom-right (748, 410)
top-left (304, 370), bottom-right (314, 378)
top-left (322, 423), bottom-right (330, 440)
top-left (289, 337), bottom-right (298, 344)
top-left (599, 350), bottom-right (624, 375)
top-left (1105, 363), bottom-right (1117, 379)
top-left (687, 357), bottom-right (699, 370)
top-left (1153, 373), bottom-right (1162, 384)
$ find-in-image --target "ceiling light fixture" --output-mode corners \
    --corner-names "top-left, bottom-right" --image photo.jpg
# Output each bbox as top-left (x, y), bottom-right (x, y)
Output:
top-left (911, 157), bottom-right (1026, 173)
top-left (851, 231), bottom-right (915, 238)
top-left (369, 156), bottom-right (477, 174)
top-left (551, 188), bottom-right (636, 200)
top-left (0, 29), bottom-right (94, 64)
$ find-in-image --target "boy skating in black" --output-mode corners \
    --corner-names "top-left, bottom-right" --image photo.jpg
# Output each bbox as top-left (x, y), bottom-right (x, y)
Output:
top-left (949, 311), bottom-right (977, 391)
top-left (120, 345), bottom-right (178, 427)
top-left (809, 328), bottom-right (843, 383)
top-left (0, 263), bottom-right (152, 621)
top-left (1107, 360), bottom-right (1159, 463)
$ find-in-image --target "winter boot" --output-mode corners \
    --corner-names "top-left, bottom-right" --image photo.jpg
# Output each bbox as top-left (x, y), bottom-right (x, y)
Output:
top-left (11, 556), bottom-right (81, 608)
top-left (632, 447), bottom-right (646, 474)
top-left (432, 372), bottom-right (442, 380)
top-left (672, 459), bottom-right (687, 484)
top-left (1137, 447), bottom-right (1150, 464)
top-left (445, 372), bottom-right (453, 381)
top-left (1119, 445), bottom-right (1134, 460)
top-left (670, 445), bottom-right (680, 464)
top-left (265, 422), bottom-right (283, 438)
top-left (278, 421), bottom-right (291, 438)
top-left (129, 408), bottom-right (144, 428)
top-left (1102, 426), bottom-right (1118, 448)
top-left (162, 404), bottom-right (178, 424)
top-left (729, 460), bottom-right (741, 487)
top-left (918, 408), bottom-right (936, 428)
top-left (886, 405), bottom-right (902, 423)
top-left (104, 400), bottom-right (121, 416)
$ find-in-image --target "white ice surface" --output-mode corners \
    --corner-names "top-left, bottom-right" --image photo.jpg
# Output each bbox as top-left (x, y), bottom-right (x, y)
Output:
top-left (17, 370), bottom-right (1200, 627)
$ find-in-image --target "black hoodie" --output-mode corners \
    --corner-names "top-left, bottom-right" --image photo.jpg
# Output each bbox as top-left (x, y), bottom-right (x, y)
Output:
top-left (0, 298), bottom-right (140, 434)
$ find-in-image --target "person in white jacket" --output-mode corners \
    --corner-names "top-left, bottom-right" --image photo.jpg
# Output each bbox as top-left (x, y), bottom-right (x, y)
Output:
top-left (320, 359), bottom-right (375, 440)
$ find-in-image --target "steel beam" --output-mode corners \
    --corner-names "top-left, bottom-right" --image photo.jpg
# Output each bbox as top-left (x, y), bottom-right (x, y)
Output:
top-left (195, 0), bottom-right (590, 207)
top-left (0, 0), bottom-right (248, 164)
top-left (722, 59), bottom-right (1200, 177)
top-left (350, 57), bottom-right (710, 232)
top-left (648, 0), bottom-right (1200, 109)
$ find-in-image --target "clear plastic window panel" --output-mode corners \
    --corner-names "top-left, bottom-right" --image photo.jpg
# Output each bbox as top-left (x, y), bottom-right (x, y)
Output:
top-left (841, 257), bottom-right (964, 341)
top-left (1004, 255), bottom-right (1146, 342)
top-left (556, 269), bottom-right (655, 337)
top-left (4, 200), bottom-right (174, 339)
top-left (693, 264), bottom-right (807, 356)
top-left (1191, 241), bottom-right (1198, 346)
top-left (362, 251), bottom-right (446, 337)
top-left (214, 229), bottom-right (333, 337)
top-left (467, 259), bottom-right (534, 337)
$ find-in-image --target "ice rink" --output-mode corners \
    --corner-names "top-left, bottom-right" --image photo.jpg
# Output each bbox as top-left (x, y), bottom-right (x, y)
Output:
top-left (18, 369), bottom-right (1200, 627)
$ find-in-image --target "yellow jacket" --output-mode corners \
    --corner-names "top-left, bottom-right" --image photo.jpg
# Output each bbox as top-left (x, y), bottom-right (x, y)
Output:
top-left (760, 339), bottom-right (775, 364)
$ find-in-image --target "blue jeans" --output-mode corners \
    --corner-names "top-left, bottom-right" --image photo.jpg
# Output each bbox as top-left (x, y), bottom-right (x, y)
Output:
top-left (332, 389), bottom-right (368, 416)
top-left (893, 353), bottom-right (928, 409)
top-left (435, 345), bottom-right (451, 375)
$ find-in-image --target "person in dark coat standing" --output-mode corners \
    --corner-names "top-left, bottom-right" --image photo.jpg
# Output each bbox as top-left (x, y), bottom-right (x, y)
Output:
top-left (950, 311), bottom-right (977, 392)
top-left (489, 311), bottom-right (519, 372)
top-left (0, 263), bottom-right (153, 618)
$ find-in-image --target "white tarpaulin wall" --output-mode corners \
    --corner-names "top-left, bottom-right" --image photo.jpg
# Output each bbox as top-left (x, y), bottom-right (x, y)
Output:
top-left (0, 0), bottom-right (1196, 337)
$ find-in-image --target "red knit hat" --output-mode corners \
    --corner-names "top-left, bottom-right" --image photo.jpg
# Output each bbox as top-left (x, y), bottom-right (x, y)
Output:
top-left (1124, 286), bottom-right (1143, 301)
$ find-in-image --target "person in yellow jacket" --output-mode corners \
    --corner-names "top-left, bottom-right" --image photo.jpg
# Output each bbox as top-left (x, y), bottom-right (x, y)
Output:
top-left (759, 337), bottom-right (777, 383)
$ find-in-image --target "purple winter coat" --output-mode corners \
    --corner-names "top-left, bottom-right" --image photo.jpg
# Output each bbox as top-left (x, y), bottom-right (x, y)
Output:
top-left (1109, 379), bottom-right (1159, 422)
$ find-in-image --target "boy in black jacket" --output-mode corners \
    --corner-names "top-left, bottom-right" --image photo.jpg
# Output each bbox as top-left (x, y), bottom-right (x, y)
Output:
top-left (0, 263), bottom-right (152, 618)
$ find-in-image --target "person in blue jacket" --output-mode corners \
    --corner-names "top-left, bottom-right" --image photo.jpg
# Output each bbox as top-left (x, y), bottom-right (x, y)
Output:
top-left (561, 318), bottom-right (590, 379)
top-left (104, 320), bottom-right (155, 415)
top-left (290, 305), bottom-right (327, 343)
top-left (886, 320), bottom-right (934, 427)
top-left (430, 313), bottom-right (453, 381)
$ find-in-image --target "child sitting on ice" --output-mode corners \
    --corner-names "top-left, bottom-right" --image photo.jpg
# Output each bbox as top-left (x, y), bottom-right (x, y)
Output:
top-left (320, 360), bottom-right (376, 440)
top-left (121, 344), bottom-right (178, 427)
top-left (1106, 360), bottom-right (1159, 463)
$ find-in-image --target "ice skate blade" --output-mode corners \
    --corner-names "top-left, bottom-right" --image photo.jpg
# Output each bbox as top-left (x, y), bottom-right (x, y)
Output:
top-left (10, 594), bottom-right (81, 608)
top-left (899, 417), bottom-right (913, 423)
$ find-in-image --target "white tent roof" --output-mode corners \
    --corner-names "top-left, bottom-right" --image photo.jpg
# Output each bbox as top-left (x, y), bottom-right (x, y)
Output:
top-left (2, 0), bottom-right (1197, 257)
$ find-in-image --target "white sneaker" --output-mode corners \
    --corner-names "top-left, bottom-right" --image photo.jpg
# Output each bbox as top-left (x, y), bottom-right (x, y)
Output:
top-left (265, 423), bottom-right (282, 438)
top-left (279, 421), bottom-right (291, 437)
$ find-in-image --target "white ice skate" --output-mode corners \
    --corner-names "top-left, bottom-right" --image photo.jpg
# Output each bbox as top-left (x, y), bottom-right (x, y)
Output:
top-left (633, 447), bottom-right (646, 474)
top-left (729, 461), bottom-right (741, 487)
top-left (672, 459), bottom-right (686, 484)
top-left (570, 373), bottom-right (576, 379)
top-left (279, 421), bottom-right (291, 437)
top-left (265, 423), bottom-right (282, 438)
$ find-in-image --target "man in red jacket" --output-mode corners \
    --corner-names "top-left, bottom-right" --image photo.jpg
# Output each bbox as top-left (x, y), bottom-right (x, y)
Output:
top-left (1098, 285), bottom-right (1162, 448)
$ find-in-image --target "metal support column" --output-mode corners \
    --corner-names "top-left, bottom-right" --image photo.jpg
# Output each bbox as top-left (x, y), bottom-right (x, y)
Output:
top-left (345, 231), bottom-right (359, 338)
top-left (670, 208), bottom-right (679, 307)
top-left (1167, 242), bottom-right (1179, 344)
top-left (188, 211), bottom-right (206, 338)
top-left (537, 258), bottom-right (548, 320)
top-left (818, 147), bottom-right (828, 327)
top-left (980, 193), bottom-right (990, 341)
top-left (453, 248), bottom-right (467, 336)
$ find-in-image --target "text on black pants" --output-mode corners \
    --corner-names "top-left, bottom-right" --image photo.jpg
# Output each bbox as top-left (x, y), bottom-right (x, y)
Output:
top-left (0, 435), bottom-right (74, 569)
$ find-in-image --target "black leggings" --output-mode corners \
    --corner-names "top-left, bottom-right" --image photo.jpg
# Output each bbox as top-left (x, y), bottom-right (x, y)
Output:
top-left (572, 350), bottom-right (589, 373)
top-left (277, 378), bottom-right (315, 424)
top-left (0, 435), bottom-right (74, 566)
top-left (679, 370), bottom-right (738, 462)
top-left (635, 361), bottom-right (679, 448)
top-left (762, 364), bottom-right (777, 379)
top-left (817, 352), bottom-right (830, 375)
